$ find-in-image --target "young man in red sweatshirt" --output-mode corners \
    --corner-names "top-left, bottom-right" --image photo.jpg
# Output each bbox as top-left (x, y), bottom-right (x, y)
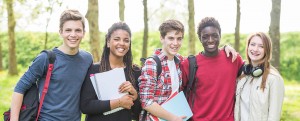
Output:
top-left (181, 17), bottom-right (244, 121)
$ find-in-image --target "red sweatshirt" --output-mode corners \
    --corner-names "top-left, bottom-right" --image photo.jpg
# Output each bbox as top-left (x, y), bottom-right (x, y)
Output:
top-left (181, 50), bottom-right (244, 121)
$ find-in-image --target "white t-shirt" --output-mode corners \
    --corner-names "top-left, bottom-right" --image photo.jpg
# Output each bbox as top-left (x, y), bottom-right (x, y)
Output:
top-left (167, 59), bottom-right (179, 94)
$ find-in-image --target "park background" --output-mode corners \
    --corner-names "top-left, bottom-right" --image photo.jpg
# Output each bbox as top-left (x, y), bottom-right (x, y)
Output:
top-left (0, 0), bottom-right (299, 120)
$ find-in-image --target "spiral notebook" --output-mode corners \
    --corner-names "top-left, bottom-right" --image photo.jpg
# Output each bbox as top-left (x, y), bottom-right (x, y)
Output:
top-left (90, 68), bottom-right (127, 115)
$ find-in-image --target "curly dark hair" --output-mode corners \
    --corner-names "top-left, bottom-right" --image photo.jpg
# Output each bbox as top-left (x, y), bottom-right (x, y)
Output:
top-left (197, 17), bottom-right (221, 40)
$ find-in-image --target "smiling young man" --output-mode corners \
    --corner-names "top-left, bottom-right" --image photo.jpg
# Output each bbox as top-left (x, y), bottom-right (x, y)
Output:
top-left (180, 17), bottom-right (244, 121)
top-left (10, 9), bottom-right (93, 121)
top-left (139, 19), bottom-right (186, 121)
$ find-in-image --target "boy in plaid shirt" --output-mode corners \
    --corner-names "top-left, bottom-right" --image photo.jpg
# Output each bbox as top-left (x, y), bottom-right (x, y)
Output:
top-left (138, 19), bottom-right (186, 121)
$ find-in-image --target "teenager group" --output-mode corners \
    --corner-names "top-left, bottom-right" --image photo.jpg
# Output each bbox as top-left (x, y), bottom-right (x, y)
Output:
top-left (9, 9), bottom-right (284, 121)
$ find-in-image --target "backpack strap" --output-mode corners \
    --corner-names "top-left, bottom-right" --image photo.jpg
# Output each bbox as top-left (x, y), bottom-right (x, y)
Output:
top-left (140, 55), bottom-right (162, 79)
top-left (187, 55), bottom-right (197, 93)
top-left (35, 50), bottom-right (56, 121)
top-left (184, 55), bottom-right (198, 108)
top-left (152, 55), bottom-right (162, 79)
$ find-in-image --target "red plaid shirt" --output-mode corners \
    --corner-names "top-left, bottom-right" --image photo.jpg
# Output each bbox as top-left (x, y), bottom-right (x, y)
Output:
top-left (138, 49), bottom-right (183, 121)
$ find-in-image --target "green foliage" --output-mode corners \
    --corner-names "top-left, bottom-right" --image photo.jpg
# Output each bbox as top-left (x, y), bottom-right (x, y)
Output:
top-left (280, 32), bottom-right (300, 81)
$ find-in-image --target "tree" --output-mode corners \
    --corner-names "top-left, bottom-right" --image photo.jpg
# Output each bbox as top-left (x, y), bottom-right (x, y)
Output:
top-left (86, 0), bottom-right (101, 62)
top-left (142, 0), bottom-right (148, 59)
top-left (0, 1), bottom-right (3, 70)
top-left (119, 0), bottom-right (125, 21)
top-left (44, 0), bottom-right (62, 49)
top-left (0, 41), bottom-right (2, 70)
top-left (141, 1), bottom-right (169, 59)
top-left (7, 0), bottom-right (18, 75)
top-left (269, 0), bottom-right (281, 70)
top-left (234, 0), bottom-right (241, 52)
top-left (188, 0), bottom-right (196, 55)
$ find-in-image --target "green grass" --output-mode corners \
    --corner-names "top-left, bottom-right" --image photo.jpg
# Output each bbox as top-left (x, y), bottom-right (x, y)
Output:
top-left (0, 71), bottom-right (19, 118)
top-left (1, 70), bottom-right (299, 121)
top-left (281, 81), bottom-right (300, 121)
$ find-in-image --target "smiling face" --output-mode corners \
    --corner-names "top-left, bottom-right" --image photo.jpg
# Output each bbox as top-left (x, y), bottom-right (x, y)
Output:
top-left (247, 36), bottom-right (265, 66)
top-left (107, 29), bottom-right (131, 59)
top-left (161, 30), bottom-right (183, 60)
top-left (200, 26), bottom-right (220, 56)
top-left (59, 20), bottom-right (85, 50)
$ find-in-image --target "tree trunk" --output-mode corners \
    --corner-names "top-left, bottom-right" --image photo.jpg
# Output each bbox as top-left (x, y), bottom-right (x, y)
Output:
top-left (44, 24), bottom-right (49, 49)
top-left (119, 0), bottom-right (125, 21)
top-left (234, 0), bottom-right (241, 52)
top-left (188, 0), bottom-right (196, 55)
top-left (86, 0), bottom-right (101, 62)
top-left (7, 0), bottom-right (18, 75)
top-left (0, 41), bottom-right (3, 70)
top-left (142, 0), bottom-right (148, 59)
top-left (269, 0), bottom-right (281, 70)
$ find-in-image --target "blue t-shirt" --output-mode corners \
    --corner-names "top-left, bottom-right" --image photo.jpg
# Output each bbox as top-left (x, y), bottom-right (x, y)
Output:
top-left (14, 48), bottom-right (93, 121)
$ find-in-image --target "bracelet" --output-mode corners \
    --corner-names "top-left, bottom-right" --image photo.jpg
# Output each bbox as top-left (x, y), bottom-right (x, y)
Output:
top-left (118, 99), bottom-right (121, 107)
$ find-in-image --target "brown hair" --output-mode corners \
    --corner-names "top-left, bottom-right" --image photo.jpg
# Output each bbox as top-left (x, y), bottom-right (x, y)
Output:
top-left (59, 9), bottom-right (85, 31)
top-left (159, 19), bottom-right (184, 38)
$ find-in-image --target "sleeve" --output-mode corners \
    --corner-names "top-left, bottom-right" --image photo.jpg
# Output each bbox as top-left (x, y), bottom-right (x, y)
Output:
top-left (267, 75), bottom-right (285, 121)
top-left (138, 58), bottom-right (159, 108)
top-left (80, 64), bottom-right (111, 114)
top-left (131, 66), bottom-right (142, 120)
top-left (14, 52), bottom-right (48, 94)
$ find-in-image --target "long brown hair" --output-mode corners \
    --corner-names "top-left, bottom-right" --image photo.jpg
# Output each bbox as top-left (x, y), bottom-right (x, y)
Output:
top-left (246, 32), bottom-right (273, 91)
top-left (99, 22), bottom-right (136, 85)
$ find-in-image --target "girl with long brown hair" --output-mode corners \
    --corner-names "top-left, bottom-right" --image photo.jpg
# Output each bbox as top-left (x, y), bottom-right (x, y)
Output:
top-left (234, 32), bottom-right (285, 121)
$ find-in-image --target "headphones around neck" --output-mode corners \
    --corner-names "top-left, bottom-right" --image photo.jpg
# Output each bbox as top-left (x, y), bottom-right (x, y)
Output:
top-left (239, 64), bottom-right (264, 77)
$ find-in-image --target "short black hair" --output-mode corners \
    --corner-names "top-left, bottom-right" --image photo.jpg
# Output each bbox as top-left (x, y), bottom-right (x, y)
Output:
top-left (197, 17), bottom-right (221, 40)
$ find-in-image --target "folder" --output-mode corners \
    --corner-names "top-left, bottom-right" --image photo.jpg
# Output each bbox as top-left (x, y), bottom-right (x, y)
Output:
top-left (150, 91), bottom-right (193, 121)
top-left (90, 68), bottom-right (127, 115)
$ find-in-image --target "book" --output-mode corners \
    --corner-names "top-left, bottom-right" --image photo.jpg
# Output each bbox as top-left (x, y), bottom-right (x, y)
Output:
top-left (90, 68), bottom-right (127, 115)
top-left (150, 91), bottom-right (193, 121)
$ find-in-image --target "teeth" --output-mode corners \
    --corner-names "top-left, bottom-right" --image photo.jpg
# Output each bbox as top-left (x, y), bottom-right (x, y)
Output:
top-left (171, 47), bottom-right (178, 51)
top-left (208, 45), bottom-right (215, 48)
top-left (251, 52), bottom-right (260, 56)
top-left (117, 48), bottom-right (125, 52)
